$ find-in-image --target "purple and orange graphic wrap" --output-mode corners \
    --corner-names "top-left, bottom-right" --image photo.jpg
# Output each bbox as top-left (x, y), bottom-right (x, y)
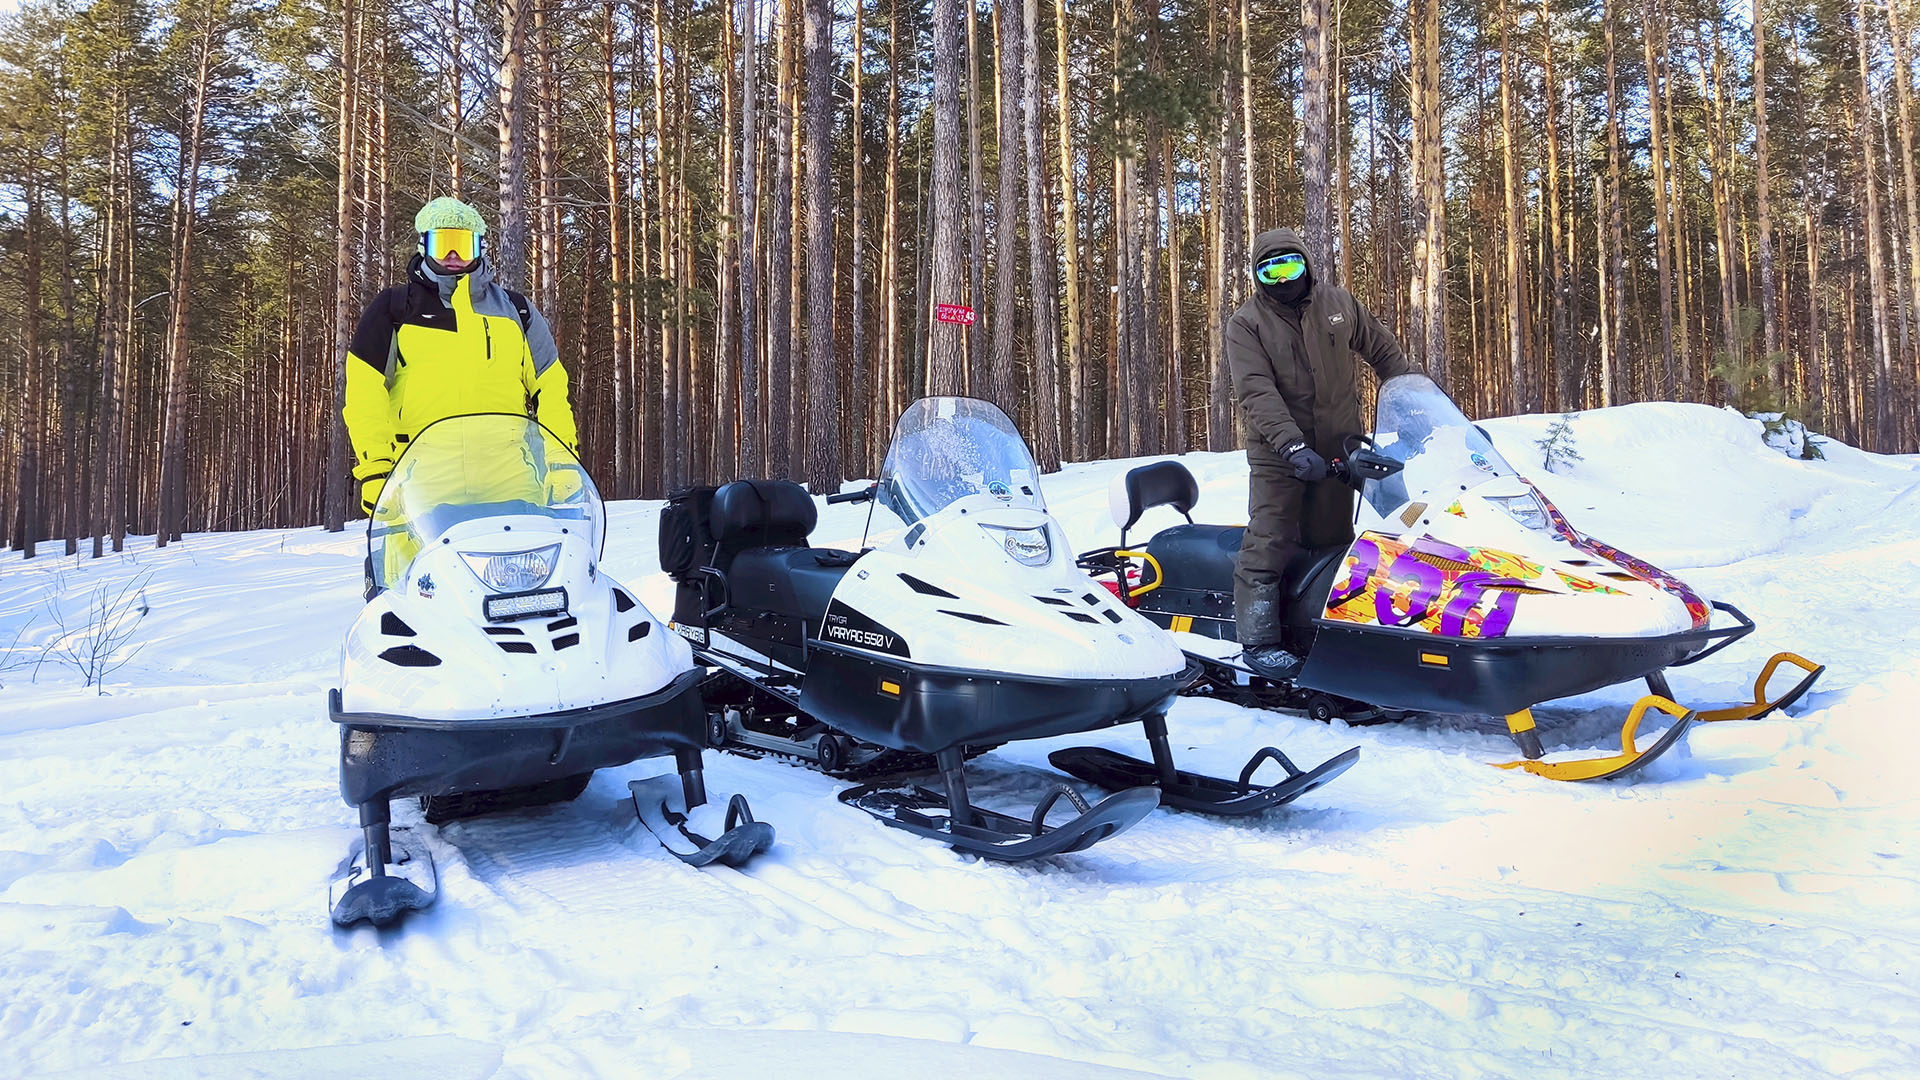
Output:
top-left (1526, 482), bottom-right (1710, 628)
top-left (1326, 533), bottom-right (1526, 639)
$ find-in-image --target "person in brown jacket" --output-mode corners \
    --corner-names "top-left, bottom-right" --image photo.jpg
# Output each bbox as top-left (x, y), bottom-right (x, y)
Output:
top-left (1227, 226), bottom-right (1412, 680)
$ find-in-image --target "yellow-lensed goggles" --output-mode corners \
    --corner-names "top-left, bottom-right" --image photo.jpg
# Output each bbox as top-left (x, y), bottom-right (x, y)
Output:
top-left (422, 228), bottom-right (481, 262)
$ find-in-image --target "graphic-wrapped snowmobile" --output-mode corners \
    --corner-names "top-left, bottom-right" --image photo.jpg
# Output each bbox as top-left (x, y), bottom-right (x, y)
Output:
top-left (662, 397), bottom-right (1357, 862)
top-left (328, 414), bottom-right (770, 929)
top-left (1079, 374), bottom-right (1823, 782)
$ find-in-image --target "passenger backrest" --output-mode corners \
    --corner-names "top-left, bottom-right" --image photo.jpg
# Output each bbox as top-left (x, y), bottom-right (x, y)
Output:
top-left (1110, 460), bottom-right (1200, 538)
top-left (710, 479), bottom-right (818, 557)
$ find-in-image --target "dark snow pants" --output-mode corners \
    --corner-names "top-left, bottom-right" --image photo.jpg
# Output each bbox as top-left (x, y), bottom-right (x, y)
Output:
top-left (1233, 444), bottom-right (1357, 647)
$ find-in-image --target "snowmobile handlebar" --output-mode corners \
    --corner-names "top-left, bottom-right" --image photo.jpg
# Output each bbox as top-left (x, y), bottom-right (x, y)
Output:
top-left (826, 484), bottom-right (877, 505)
top-left (1330, 446), bottom-right (1404, 489)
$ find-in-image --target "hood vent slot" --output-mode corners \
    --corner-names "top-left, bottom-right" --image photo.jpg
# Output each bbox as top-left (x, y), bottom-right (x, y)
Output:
top-left (899, 573), bottom-right (959, 598)
top-left (380, 613), bottom-right (417, 637)
top-left (938, 609), bottom-right (1007, 626)
top-left (378, 645), bottom-right (441, 667)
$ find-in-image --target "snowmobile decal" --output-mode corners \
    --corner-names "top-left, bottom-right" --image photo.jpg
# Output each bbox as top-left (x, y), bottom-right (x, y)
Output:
top-left (1556, 569), bottom-right (1626, 595)
top-left (1527, 481), bottom-right (1711, 628)
top-left (1324, 532), bottom-right (1527, 639)
top-left (820, 600), bottom-right (910, 658)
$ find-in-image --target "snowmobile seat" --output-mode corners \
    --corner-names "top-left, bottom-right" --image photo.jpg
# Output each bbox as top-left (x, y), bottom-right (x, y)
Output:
top-left (710, 480), bottom-right (818, 567)
top-left (726, 546), bottom-right (859, 626)
top-left (1145, 524), bottom-right (1344, 602)
top-left (1145, 524), bottom-right (1243, 594)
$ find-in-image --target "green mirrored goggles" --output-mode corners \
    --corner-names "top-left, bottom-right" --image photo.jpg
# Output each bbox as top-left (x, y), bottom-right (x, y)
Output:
top-left (1256, 254), bottom-right (1308, 285)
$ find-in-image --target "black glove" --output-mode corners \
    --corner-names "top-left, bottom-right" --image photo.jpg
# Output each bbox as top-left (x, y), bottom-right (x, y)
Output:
top-left (1278, 440), bottom-right (1329, 482)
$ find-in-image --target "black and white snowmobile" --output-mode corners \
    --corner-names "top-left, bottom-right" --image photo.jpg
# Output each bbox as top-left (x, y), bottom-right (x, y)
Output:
top-left (1079, 374), bottom-right (1824, 782)
top-left (328, 413), bottom-right (770, 929)
top-left (662, 397), bottom-right (1357, 862)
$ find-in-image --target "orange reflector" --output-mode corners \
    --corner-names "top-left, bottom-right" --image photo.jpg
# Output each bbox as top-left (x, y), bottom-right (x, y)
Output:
top-left (1420, 652), bottom-right (1449, 667)
top-left (880, 680), bottom-right (901, 697)
top-left (1170, 616), bottom-right (1194, 633)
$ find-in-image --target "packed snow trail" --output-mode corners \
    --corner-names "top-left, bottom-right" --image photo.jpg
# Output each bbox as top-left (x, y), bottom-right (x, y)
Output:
top-left (2, 404), bottom-right (1916, 1079)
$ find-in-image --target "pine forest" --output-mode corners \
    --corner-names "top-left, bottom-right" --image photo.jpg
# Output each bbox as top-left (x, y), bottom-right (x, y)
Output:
top-left (1, 0), bottom-right (1917, 555)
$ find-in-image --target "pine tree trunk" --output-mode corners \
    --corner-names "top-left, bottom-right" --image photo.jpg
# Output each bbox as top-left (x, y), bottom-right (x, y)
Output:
top-left (929, 0), bottom-right (966, 395)
top-left (1753, 0), bottom-right (1782, 368)
top-left (603, 1), bottom-right (633, 495)
top-left (1642, 0), bottom-right (1678, 396)
top-left (803, 0), bottom-right (839, 490)
top-left (770, 0), bottom-right (797, 469)
top-left (159, 1), bottom-right (218, 547)
top-left (988, 0), bottom-right (1022, 412)
top-left (325, 0), bottom-right (359, 533)
top-left (966, 0), bottom-right (987, 384)
top-left (1022, 0), bottom-right (1061, 469)
top-left (1054, 0), bottom-right (1085, 455)
top-left (496, 0), bottom-right (528, 289)
top-left (1498, 0), bottom-right (1532, 413)
top-left (848, 0), bottom-right (866, 471)
top-left (1854, 0), bottom-right (1896, 447)
top-left (740, 0), bottom-right (763, 478)
top-left (1888, 0), bottom-right (1920, 408)
top-left (1300, 0), bottom-right (1331, 268)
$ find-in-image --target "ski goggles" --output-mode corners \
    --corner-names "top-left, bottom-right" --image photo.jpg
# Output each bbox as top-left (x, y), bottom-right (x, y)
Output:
top-left (421, 228), bottom-right (482, 263)
top-left (1255, 253), bottom-right (1308, 285)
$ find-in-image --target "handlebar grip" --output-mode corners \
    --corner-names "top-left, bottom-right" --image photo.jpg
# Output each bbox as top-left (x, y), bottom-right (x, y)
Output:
top-left (825, 486), bottom-right (875, 505)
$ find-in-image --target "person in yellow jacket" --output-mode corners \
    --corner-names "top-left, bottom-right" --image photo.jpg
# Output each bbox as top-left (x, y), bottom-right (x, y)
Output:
top-left (344, 197), bottom-right (579, 516)
top-left (345, 198), bottom-right (580, 594)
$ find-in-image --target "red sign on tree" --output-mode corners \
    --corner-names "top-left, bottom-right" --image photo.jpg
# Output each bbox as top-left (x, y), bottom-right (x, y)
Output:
top-left (936, 303), bottom-right (976, 326)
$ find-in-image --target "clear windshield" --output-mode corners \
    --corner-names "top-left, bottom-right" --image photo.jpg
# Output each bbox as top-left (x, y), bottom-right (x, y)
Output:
top-left (1367, 374), bottom-right (1521, 517)
top-left (865, 397), bottom-right (1045, 544)
top-left (368, 414), bottom-right (603, 589)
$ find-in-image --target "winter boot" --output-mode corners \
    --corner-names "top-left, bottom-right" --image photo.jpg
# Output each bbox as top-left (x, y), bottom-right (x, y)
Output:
top-left (1237, 582), bottom-right (1305, 683)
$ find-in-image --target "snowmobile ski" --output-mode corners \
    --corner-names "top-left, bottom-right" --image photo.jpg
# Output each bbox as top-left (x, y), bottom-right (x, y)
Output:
top-left (630, 773), bottom-right (774, 867)
top-left (329, 825), bottom-right (437, 928)
top-left (1694, 652), bottom-right (1825, 722)
top-left (1494, 692), bottom-right (1697, 782)
top-left (837, 773), bottom-right (1161, 863)
top-left (1049, 744), bottom-right (1360, 816)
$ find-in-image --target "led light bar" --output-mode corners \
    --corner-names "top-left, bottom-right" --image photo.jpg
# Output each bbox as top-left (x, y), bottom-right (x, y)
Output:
top-left (484, 587), bottom-right (569, 623)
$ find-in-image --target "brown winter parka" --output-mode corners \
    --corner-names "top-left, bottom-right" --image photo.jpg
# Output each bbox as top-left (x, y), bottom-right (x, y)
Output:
top-left (1226, 226), bottom-right (1412, 457)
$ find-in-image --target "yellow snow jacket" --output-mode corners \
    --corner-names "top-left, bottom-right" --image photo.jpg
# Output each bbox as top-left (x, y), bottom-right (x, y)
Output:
top-left (343, 255), bottom-right (578, 512)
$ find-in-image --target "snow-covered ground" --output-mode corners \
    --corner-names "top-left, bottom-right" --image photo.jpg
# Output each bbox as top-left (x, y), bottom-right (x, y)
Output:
top-left (3, 404), bottom-right (1917, 1079)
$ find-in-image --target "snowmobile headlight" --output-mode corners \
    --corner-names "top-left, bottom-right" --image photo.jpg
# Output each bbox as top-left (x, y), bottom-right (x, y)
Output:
top-left (461, 544), bottom-right (562, 592)
top-left (981, 523), bottom-right (1051, 567)
top-left (1487, 493), bottom-right (1551, 532)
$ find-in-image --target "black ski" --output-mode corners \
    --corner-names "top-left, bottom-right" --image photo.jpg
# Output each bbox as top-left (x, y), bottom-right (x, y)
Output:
top-left (329, 825), bottom-right (437, 928)
top-left (630, 773), bottom-right (774, 867)
top-left (836, 745), bottom-right (1159, 862)
top-left (1049, 744), bottom-right (1360, 816)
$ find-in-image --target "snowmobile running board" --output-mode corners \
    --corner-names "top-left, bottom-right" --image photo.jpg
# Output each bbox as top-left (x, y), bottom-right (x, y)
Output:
top-left (1048, 711), bottom-right (1361, 816)
top-left (630, 772), bottom-right (774, 867)
top-left (837, 747), bottom-right (1160, 862)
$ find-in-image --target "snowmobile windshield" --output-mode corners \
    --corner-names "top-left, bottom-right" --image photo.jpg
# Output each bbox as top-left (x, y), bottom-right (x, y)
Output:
top-left (865, 397), bottom-right (1045, 542)
top-left (1367, 374), bottom-right (1522, 517)
top-left (367, 413), bottom-right (603, 590)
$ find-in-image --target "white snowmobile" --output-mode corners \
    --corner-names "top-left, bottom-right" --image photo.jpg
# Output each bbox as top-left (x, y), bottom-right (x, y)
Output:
top-left (328, 413), bottom-right (770, 929)
top-left (661, 397), bottom-right (1357, 863)
top-left (1079, 374), bottom-right (1824, 781)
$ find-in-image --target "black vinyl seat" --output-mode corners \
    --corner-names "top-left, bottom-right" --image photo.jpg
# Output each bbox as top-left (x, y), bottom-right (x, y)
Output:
top-left (727, 547), bottom-right (860, 626)
top-left (1146, 523), bottom-right (1344, 602)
